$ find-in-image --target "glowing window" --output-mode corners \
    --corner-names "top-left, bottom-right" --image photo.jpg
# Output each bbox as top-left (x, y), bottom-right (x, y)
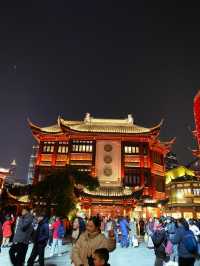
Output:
top-left (42, 142), bottom-right (55, 153)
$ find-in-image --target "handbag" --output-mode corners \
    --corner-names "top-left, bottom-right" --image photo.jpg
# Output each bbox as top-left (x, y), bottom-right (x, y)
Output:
top-left (147, 236), bottom-right (154, 249)
top-left (165, 240), bottom-right (173, 255)
top-left (133, 237), bottom-right (139, 247)
top-left (144, 233), bottom-right (148, 242)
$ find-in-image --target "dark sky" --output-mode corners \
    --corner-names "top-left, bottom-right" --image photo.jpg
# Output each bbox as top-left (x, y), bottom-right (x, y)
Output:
top-left (0, 1), bottom-right (199, 180)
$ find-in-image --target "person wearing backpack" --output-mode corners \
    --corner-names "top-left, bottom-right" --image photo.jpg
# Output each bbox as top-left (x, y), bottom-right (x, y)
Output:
top-left (170, 218), bottom-right (197, 266)
top-left (152, 218), bottom-right (170, 266)
top-left (50, 217), bottom-right (65, 257)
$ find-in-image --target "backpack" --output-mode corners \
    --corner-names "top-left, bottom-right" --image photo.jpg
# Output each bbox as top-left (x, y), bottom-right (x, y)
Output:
top-left (57, 224), bottom-right (65, 238)
top-left (152, 230), bottom-right (166, 248)
top-left (183, 230), bottom-right (198, 254)
top-left (152, 230), bottom-right (169, 261)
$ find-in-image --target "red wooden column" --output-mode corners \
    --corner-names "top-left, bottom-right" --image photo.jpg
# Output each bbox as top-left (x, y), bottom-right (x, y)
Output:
top-left (149, 150), bottom-right (155, 198)
top-left (140, 144), bottom-right (145, 187)
top-left (121, 139), bottom-right (125, 184)
top-left (52, 142), bottom-right (58, 166)
top-left (36, 141), bottom-right (43, 166)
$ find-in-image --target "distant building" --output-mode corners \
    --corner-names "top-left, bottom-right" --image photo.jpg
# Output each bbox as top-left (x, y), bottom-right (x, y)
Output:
top-left (27, 145), bottom-right (39, 184)
top-left (165, 166), bottom-right (200, 219)
top-left (5, 160), bottom-right (17, 185)
top-left (0, 167), bottom-right (10, 194)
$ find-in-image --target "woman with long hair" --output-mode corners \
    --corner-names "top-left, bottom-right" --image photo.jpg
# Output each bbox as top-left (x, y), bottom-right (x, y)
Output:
top-left (72, 217), bottom-right (86, 244)
top-left (72, 216), bottom-right (116, 266)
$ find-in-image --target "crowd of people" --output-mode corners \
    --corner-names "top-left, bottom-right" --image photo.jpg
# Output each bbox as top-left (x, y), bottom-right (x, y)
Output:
top-left (0, 207), bottom-right (71, 266)
top-left (146, 216), bottom-right (200, 266)
top-left (71, 215), bottom-right (200, 266)
top-left (0, 208), bottom-right (200, 266)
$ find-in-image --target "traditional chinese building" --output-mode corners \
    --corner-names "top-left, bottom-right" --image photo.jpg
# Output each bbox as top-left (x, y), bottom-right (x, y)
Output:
top-left (193, 91), bottom-right (200, 159)
top-left (191, 90), bottom-right (200, 180)
top-left (29, 113), bottom-right (174, 217)
top-left (165, 166), bottom-right (200, 219)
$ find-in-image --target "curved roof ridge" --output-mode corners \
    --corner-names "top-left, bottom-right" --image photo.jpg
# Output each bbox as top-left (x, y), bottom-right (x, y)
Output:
top-left (29, 115), bottom-right (164, 135)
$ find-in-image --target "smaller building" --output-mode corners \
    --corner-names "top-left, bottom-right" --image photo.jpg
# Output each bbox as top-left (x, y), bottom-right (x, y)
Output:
top-left (27, 145), bottom-right (39, 184)
top-left (165, 166), bottom-right (200, 219)
top-left (0, 167), bottom-right (10, 194)
top-left (5, 160), bottom-right (17, 185)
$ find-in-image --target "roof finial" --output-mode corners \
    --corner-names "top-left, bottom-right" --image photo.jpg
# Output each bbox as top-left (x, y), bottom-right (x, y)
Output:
top-left (127, 114), bottom-right (134, 124)
top-left (11, 159), bottom-right (17, 166)
top-left (84, 112), bottom-right (91, 123)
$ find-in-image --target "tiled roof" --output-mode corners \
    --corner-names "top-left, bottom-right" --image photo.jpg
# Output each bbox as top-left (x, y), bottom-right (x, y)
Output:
top-left (80, 186), bottom-right (143, 199)
top-left (29, 114), bottom-right (163, 135)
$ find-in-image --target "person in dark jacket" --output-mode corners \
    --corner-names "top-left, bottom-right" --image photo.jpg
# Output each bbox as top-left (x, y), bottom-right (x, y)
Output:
top-left (170, 218), bottom-right (196, 266)
top-left (152, 219), bottom-right (169, 266)
top-left (27, 212), bottom-right (49, 266)
top-left (9, 208), bottom-right (33, 266)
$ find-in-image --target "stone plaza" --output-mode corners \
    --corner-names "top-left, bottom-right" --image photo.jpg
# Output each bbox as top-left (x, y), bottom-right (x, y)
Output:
top-left (0, 242), bottom-right (199, 266)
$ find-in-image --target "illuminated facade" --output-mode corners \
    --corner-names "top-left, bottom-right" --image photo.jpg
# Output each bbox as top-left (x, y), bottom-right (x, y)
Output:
top-left (165, 166), bottom-right (200, 219)
top-left (27, 146), bottom-right (39, 184)
top-left (193, 91), bottom-right (200, 159)
top-left (0, 167), bottom-right (10, 195)
top-left (29, 113), bottom-right (174, 217)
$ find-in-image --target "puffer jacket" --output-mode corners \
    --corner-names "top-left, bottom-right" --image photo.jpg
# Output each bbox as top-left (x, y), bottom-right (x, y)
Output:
top-left (34, 217), bottom-right (49, 246)
top-left (13, 213), bottom-right (33, 245)
top-left (71, 231), bottom-right (116, 266)
top-left (170, 225), bottom-right (196, 258)
top-left (52, 220), bottom-right (61, 239)
top-left (2, 218), bottom-right (14, 237)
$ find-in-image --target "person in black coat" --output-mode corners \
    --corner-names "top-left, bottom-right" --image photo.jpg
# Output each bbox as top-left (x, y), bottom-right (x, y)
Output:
top-left (9, 208), bottom-right (33, 266)
top-left (27, 212), bottom-right (49, 266)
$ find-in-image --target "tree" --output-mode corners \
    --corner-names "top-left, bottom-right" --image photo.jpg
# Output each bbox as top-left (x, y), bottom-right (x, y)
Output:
top-left (30, 167), bottom-right (99, 217)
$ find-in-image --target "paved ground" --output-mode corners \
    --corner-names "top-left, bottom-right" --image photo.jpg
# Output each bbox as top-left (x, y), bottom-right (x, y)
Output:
top-left (0, 242), bottom-right (200, 266)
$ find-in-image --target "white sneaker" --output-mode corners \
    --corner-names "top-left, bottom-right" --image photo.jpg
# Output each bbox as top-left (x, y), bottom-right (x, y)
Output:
top-left (49, 253), bottom-right (53, 257)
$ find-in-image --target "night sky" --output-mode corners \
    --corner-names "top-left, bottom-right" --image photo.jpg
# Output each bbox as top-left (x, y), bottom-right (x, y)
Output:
top-left (0, 2), bottom-right (199, 180)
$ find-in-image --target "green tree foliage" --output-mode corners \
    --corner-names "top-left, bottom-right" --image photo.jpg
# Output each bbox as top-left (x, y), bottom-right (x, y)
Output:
top-left (30, 167), bottom-right (99, 217)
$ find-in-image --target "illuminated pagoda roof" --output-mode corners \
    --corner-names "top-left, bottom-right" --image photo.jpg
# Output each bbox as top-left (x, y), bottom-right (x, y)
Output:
top-left (0, 167), bottom-right (10, 175)
top-left (79, 186), bottom-right (143, 200)
top-left (29, 113), bottom-right (164, 136)
top-left (165, 166), bottom-right (195, 185)
top-left (7, 191), bottom-right (30, 203)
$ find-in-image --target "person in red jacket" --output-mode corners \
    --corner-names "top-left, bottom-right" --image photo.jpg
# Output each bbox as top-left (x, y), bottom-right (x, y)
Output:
top-left (2, 214), bottom-right (14, 248)
top-left (0, 221), bottom-right (2, 253)
top-left (50, 217), bottom-right (65, 257)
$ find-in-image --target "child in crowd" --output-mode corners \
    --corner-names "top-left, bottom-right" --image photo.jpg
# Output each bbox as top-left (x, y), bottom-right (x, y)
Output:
top-left (93, 248), bottom-right (110, 266)
top-left (2, 215), bottom-right (14, 247)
